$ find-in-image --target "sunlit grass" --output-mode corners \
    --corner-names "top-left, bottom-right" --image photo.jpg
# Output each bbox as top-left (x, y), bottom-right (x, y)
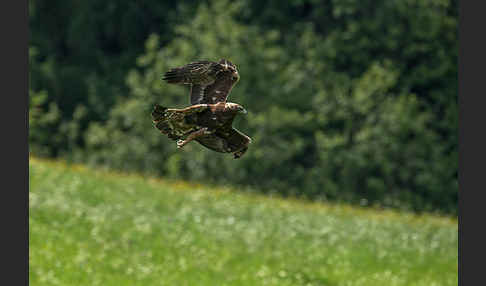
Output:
top-left (29, 157), bottom-right (457, 286)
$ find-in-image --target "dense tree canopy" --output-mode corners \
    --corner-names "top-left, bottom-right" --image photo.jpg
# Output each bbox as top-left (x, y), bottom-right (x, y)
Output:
top-left (29, 0), bottom-right (458, 214)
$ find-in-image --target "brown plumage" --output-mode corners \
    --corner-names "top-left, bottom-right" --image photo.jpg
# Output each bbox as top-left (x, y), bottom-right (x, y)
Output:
top-left (152, 59), bottom-right (251, 159)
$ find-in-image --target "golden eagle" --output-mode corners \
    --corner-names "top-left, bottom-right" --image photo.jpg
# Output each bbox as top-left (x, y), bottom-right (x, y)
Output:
top-left (151, 59), bottom-right (252, 159)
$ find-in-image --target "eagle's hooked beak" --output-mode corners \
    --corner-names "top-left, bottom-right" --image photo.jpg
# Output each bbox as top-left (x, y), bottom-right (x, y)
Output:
top-left (232, 72), bottom-right (240, 83)
top-left (238, 107), bottom-right (247, 115)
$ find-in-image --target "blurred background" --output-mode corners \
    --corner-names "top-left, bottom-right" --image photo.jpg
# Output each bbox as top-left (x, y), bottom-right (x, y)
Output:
top-left (29, 0), bottom-right (458, 215)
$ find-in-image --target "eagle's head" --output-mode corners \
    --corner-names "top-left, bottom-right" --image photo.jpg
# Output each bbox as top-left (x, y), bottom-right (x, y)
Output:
top-left (226, 102), bottom-right (247, 115)
top-left (237, 105), bottom-right (247, 114)
top-left (219, 59), bottom-right (239, 84)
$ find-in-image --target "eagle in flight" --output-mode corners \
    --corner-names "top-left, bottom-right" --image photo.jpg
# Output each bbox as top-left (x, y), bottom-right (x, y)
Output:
top-left (151, 59), bottom-right (252, 159)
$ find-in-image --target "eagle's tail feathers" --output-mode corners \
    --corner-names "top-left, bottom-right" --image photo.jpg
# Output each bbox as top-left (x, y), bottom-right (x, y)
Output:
top-left (152, 104), bottom-right (178, 138)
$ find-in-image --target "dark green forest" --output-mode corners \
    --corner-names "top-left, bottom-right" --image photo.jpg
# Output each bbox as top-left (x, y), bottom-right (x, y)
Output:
top-left (29, 0), bottom-right (458, 214)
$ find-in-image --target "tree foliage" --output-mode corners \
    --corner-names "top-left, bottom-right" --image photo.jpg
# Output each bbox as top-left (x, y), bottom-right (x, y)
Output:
top-left (29, 0), bottom-right (458, 214)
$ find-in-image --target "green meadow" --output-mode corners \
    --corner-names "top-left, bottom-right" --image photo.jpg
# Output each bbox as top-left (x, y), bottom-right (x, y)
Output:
top-left (29, 158), bottom-right (457, 286)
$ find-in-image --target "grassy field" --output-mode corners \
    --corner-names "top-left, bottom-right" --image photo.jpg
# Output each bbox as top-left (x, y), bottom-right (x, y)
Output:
top-left (29, 158), bottom-right (457, 286)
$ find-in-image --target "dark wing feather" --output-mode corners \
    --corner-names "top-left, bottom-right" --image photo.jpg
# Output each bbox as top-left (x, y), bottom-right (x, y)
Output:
top-left (198, 59), bottom-right (239, 104)
top-left (194, 134), bottom-right (227, 153)
top-left (190, 84), bottom-right (206, 105)
top-left (221, 127), bottom-right (251, 151)
top-left (198, 72), bottom-right (235, 104)
top-left (163, 59), bottom-right (239, 105)
top-left (162, 61), bottom-right (218, 85)
top-left (151, 104), bottom-right (200, 140)
top-left (196, 127), bottom-right (251, 155)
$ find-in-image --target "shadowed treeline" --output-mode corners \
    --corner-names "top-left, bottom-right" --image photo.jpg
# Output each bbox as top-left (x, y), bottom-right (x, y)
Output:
top-left (29, 0), bottom-right (458, 214)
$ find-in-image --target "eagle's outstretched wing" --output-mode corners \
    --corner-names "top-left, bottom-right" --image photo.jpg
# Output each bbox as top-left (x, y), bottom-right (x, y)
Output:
top-left (196, 127), bottom-right (251, 159)
top-left (162, 59), bottom-right (240, 105)
top-left (162, 61), bottom-right (219, 85)
top-left (151, 104), bottom-right (204, 141)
